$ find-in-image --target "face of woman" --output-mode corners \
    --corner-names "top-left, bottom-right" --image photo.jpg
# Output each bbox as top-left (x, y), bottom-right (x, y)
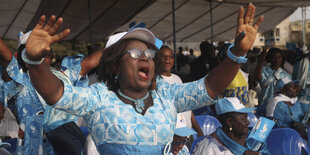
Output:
top-left (271, 52), bottom-right (282, 69)
top-left (158, 48), bottom-right (174, 75)
top-left (118, 40), bottom-right (155, 91)
top-left (230, 113), bottom-right (249, 136)
top-left (283, 83), bottom-right (298, 98)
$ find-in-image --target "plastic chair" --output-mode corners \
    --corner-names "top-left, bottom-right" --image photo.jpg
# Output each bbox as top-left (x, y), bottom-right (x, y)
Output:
top-left (193, 115), bottom-right (222, 140)
top-left (247, 112), bottom-right (258, 128)
top-left (266, 128), bottom-right (310, 155)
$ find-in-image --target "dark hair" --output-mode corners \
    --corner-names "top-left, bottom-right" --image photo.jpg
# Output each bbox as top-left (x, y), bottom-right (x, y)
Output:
top-left (97, 38), bottom-right (157, 91)
top-left (217, 112), bottom-right (237, 130)
top-left (266, 48), bottom-right (283, 63)
top-left (17, 45), bottom-right (28, 72)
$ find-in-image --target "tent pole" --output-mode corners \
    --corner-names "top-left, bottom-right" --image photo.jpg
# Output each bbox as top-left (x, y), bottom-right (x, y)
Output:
top-left (209, 0), bottom-right (214, 50)
top-left (88, 0), bottom-right (93, 51)
top-left (172, 0), bottom-right (177, 72)
top-left (302, 7), bottom-right (306, 49)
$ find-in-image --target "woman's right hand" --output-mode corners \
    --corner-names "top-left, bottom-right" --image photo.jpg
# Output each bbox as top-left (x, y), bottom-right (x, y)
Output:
top-left (258, 48), bottom-right (268, 62)
top-left (244, 150), bottom-right (261, 155)
top-left (26, 15), bottom-right (70, 61)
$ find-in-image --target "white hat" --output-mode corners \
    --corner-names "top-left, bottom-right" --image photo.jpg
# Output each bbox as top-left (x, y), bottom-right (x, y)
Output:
top-left (216, 97), bottom-right (256, 115)
top-left (174, 114), bottom-right (197, 137)
top-left (105, 28), bottom-right (156, 48)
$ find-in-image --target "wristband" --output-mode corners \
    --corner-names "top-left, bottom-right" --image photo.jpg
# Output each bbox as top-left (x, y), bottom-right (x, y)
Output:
top-left (21, 49), bottom-right (44, 65)
top-left (227, 44), bottom-right (247, 63)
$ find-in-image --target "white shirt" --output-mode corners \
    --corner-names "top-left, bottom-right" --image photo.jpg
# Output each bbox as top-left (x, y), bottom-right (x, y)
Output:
top-left (192, 135), bottom-right (234, 155)
top-left (0, 107), bottom-right (19, 138)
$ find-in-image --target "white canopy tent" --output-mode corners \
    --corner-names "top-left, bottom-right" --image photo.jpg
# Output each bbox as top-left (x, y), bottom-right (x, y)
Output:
top-left (115, 0), bottom-right (310, 42)
top-left (1, 0), bottom-right (310, 43)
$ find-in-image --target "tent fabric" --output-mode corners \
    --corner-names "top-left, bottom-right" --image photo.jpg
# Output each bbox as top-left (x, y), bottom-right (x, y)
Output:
top-left (1, 0), bottom-right (310, 42)
top-left (115, 0), bottom-right (310, 42)
top-left (1, 0), bottom-right (155, 42)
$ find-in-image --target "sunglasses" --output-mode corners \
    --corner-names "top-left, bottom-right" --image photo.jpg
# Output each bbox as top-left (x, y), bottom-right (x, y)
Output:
top-left (172, 138), bottom-right (189, 146)
top-left (126, 48), bottom-right (156, 60)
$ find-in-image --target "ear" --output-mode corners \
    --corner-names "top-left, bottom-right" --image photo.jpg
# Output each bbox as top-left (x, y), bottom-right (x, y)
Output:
top-left (226, 117), bottom-right (233, 128)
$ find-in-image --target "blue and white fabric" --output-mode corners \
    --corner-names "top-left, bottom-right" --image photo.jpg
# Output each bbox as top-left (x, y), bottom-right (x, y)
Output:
top-left (0, 66), bottom-right (15, 105)
top-left (53, 76), bottom-right (215, 154)
top-left (266, 94), bottom-right (298, 117)
top-left (258, 66), bottom-right (291, 106)
top-left (293, 60), bottom-right (310, 110)
top-left (4, 55), bottom-right (87, 155)
top-left (192, 128), bottom-right (269, 155)
top-left (273, 100), bottom-right (303, 128)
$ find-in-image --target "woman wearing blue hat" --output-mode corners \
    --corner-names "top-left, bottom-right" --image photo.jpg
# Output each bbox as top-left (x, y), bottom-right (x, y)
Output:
top-left (22, 3), bottom-right (263, 155)
top-left (193, 97), bottom-right (269, 155)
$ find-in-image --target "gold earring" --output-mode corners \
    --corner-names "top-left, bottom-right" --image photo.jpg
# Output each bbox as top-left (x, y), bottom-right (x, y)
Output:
top-left (229, 126), bottom-right (232, 131)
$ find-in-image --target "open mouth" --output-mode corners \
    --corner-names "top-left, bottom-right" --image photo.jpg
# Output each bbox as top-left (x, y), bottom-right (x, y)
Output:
top-left (138, 66), bottom-right (150, 80)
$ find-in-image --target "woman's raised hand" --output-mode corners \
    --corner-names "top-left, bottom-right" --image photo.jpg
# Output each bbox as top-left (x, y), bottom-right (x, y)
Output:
top-left (233, 3), bottom-right (263, 56)
top-left (26, 15), bottom-right (70, 60)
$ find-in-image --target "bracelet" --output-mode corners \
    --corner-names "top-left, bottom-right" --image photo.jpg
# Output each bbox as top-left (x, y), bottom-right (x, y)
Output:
top-left (21, 49), bottom-right (44, 65)
top-left (226, 44), bottom-right (247, 63)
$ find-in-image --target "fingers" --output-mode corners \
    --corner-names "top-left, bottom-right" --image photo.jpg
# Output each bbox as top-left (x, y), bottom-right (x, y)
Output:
top-left (43, 15), bottom-right (56, 32)
top-left (254, 16), bottom-right (264, 31)
top-left (249, 5), bottom-right (256, 25)
top-left (34, 15), bottom-right (46, 30)
top-left (48, 17), bottom-right (64, 35)
top-left (237, 7), bottom-right (244, 29)
top-left (51, 29), bottom-right (70, 43)
top-left (244, 3), bottom-right (253, 24)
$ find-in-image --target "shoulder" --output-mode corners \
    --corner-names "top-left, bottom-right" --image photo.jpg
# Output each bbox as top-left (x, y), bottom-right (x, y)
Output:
top-left (171, 73), bottom-right (183, 83)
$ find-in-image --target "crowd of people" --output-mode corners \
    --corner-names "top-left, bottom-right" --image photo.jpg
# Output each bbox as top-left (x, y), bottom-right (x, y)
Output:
top-left (1, 2), bottom-right (307, 155)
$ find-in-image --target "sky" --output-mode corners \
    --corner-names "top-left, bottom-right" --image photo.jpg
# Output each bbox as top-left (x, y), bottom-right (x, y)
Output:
top-left (290, 7), bottom-right (310, 21)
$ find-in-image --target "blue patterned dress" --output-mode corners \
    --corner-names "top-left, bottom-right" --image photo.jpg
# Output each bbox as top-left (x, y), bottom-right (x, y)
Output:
top-left (4, 55), bottom-right (88, 155)
top-left (258, 66), bottom-right (291, 106)
top-left (53, 75), bottom-right (215, 154)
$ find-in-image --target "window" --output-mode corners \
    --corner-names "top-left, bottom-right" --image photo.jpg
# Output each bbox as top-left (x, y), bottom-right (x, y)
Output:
top-left (275, 28), bottom-right (280, 37)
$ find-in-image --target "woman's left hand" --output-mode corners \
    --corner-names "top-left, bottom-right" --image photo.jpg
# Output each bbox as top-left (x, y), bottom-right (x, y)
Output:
top-left (233, 3), bottom-right (264, 56)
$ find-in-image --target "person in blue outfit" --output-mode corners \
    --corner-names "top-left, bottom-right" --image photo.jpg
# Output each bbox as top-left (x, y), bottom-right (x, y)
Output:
top-left (192, 97), bottom-right (269, 155)
top-left (169, 113), bottom-right (197, 155)
top-left (292, 52), bottom-right (310, 112)
top-left (0, 31), bottom-right (102, 154)
top-left (23, 3), bottom-right (263, 154)
top-left (255, 48), bottom-right (291, 106)
top-left (271, 79), bottom-right (303, 128)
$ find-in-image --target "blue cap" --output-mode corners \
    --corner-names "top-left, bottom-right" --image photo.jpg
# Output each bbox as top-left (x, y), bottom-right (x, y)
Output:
top-left (216, 97), bottom-right (256, 115)
top-left (174, 113), bottom-right (197, 137)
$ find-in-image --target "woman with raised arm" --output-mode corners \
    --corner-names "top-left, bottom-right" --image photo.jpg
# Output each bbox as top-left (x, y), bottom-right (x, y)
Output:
top-left (25, 3), bottom-right (263, 154)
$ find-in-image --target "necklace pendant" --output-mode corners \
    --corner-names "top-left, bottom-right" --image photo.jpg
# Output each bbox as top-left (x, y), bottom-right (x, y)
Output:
top-left (135, 103), bottom-right (143, 113)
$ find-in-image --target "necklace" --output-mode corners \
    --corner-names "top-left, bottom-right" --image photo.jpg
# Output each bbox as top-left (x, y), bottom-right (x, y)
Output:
top-left (118, 89), bottom-right (149, 113)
